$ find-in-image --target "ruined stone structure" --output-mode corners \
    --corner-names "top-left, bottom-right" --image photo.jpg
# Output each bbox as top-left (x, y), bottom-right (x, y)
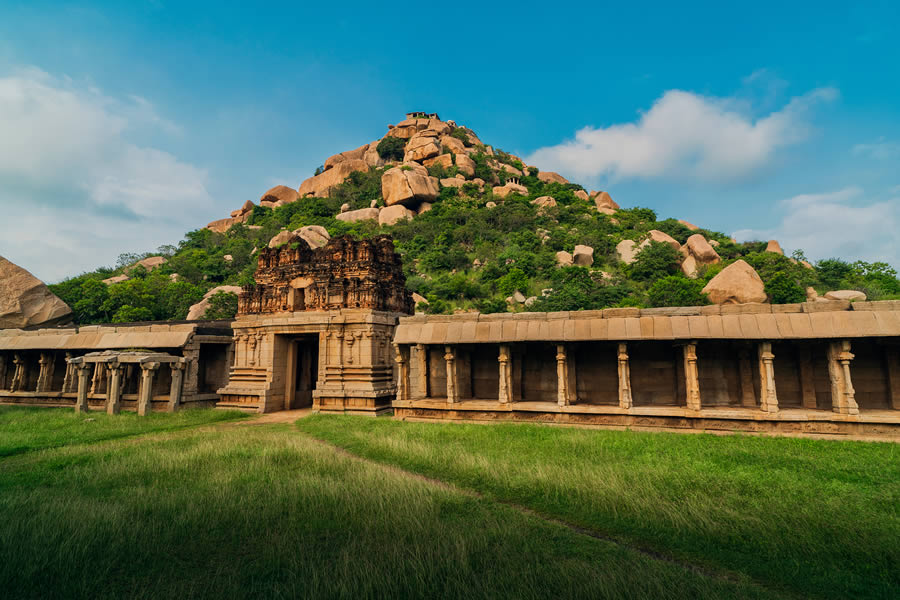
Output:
top-left (217, 234), bottom-right (413, 415)
top-left (0, 321), bottom-right (233, 412)
top-left (392, 302), bottom-right (900, 438)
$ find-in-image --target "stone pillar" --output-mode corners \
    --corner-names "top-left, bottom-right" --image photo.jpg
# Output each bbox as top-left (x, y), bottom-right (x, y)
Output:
top-left (74, 362), bottom-right (92, 413)
top-left (168, 362), bottom-right (186, 412)
top-left (683, 343), bottom-right (701, 411)
top-left (798, 348), bottom-right (818, 409)
top-left (444, 345), bottom-right (458, 403)
top-left (247, 335), bottom-right (258, 367)
top-left (828, 340), bottom-right (859, 415)
top-left (0, 354), bottom-right (6, 390)
top-left (416, 344), bottom-right (428, 398)
top-left (10, 354), bottom-right (25, 393)
top-left (887, 347), bottom-right (900, 411)
top-left (498, 345), bottom-right (512, 404)
top-left (90, 362), bottom-right (105, 395)
top-left (394, 344), bottom-right (409, 402)
top-left (617, 343), bottom-right (633, 409)
top-left (61, 353), bottom-right (76, 393)
top-left (106, 361), bottom-right (123, 415)
top-left (758, 342), bottom-right (778, 413)
top-left (738, 349), bottom-right (757, 407)
top-left (36, 352), bottom-right (54, 392)
top-left (556, 344), bottom-right (569, 407)
top-left (138, 362), bottom-right (160, 416)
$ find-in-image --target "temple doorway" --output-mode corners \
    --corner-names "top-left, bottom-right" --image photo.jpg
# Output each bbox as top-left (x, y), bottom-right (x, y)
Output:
top-left (284, 335), bottom-right (319, 410)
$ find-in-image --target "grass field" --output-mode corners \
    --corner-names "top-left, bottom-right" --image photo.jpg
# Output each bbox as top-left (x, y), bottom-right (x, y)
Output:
top-left (0, 407), bottom-right (896, 599)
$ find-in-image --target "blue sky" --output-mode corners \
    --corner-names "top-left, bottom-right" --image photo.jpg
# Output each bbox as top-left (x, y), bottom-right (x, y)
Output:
top-left (1, 0), bottom-right (898, 281)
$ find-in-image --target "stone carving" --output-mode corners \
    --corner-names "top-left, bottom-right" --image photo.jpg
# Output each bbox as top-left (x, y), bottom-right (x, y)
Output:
top-left (238, 235), bottom-right (413, 316)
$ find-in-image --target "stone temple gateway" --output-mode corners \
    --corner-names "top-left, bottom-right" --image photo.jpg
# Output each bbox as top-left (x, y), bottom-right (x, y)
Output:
top-left (1, 233), bottom-right (900, 439)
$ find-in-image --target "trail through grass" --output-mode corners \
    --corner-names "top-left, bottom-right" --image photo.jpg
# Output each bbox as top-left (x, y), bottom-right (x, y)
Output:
top-left (0, 415), bottom-right (773, 599)
top-left (297, 415), bottom-right (900, 600)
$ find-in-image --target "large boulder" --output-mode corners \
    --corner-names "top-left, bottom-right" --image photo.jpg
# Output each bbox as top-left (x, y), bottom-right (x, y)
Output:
top-left (640, 230), bottom-right (681, 250)
top-left (824, 290), bottom-right (867, 302)
top-left (532, 196), bottom-right (557, 209)
top-left (186, 285), bottom-right (244, 321)
top-left (681, 254), bottom-right (699, 279)
top-left (493, 182), bottom-right (529, 198)
top-left (765, 240), bottom-right (784, 255)
top-left (440, 178), bottom-right (466, 188)
top-left (683, 234), bottom-right (720, 264)
top-left (131, 256), bottom-right (167, 272)
top-left (591, 191), bottom-right (620, 214)
top-left (260, 185), bottom-right (299, 207)
top-left (336, 207), bottom-right (380, 223)
top-left (206, 217), bottom-right (239, 233)
top-left (573, 245), bottom-right (594, 266)
top-left (381, 164), bottom-right (439, 207)
top-left (363, 141), bottom-right (385, 167)
top-left (702, 260), bottom-right (767, 305)
top-left (295, 225), bottom-right (330, 249)
top-left (298, 159), bottom-right (368, 198)
top-left (556, 251), bottom-right (573, 267)
top-left (616, 240), bottom-right (638, 265)
top-left (379, 204), bottom-right (416, 226)
top-left (455, 154), bottom-right (475, 177)
top-left (404, 131), bottom-right (441, 163)
top-left (0, 256), bottom-right (73, 329)
top-left (323, 143), bottom-right (369, 171)
top-left (440, 135), bottom-right (467, 155)
top-left (268, 230), bottom-right (294, 248)
top-left (678, 219), bottom-right (699, 231)
top-left (423, 153), bottom-right (453, 169)
top-left (496, 162), bottom-right (523, 176)
top-left (102, 274), bottom-right (129, 285)
top-left (574, 190), bottom-right (589, 201)
top-left (537, 171), bottom-right (569, 185)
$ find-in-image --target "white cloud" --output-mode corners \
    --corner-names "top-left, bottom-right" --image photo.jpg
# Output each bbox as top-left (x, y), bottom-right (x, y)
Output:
top-left (526, 86), bottom-right (837, 182)
top-left (733, 187), bottom-right (900, 269)
top-left (852, 138), bottom-right (900, 160)
top-left (0, 67), bottom-right (214, 281)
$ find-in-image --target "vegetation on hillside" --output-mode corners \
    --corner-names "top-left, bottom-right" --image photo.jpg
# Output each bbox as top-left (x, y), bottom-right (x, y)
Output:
top-left (49, 146), bottom-right (900, 323)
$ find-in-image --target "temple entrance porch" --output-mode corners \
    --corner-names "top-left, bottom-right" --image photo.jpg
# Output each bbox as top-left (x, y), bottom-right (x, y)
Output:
top-left (284, 334), bottom-right (319, 410)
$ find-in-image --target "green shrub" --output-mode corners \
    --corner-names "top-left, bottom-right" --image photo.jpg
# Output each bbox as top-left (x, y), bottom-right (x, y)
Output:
top-left (203, 291), bottom-right (240, 319)
top-left (376, 137), bottom-right (406, 161)
top-left (764, 272), bottom-right (806, 304)
top-left (647, 275), bottom-right (709, 307)
top-left (628, 241), bottom-right (682, 282)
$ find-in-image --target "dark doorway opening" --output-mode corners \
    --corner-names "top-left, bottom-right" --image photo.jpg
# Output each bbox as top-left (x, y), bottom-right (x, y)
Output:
top-left (286, 335), bottom-right (319, 409)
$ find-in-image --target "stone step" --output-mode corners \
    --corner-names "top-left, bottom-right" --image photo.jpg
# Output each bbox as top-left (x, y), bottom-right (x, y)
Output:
top-left (215, 402), bottom-right (259, 413)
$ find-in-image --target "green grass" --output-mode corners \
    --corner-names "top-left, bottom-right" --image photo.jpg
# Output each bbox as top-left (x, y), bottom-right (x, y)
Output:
top-left (0, 408), bottom-right (775, 599)
top-left (0, 405), bottom-right (249, 457)
top-left (297, 415), bottom-right (900, 600)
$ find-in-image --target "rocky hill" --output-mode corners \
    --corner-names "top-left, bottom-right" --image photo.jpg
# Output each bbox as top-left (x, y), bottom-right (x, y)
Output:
top-left (47, 112), bottom-right (900, 323)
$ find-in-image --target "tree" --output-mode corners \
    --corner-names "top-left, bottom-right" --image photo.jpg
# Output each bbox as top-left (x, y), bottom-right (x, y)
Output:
top-left (376, 137), bottom-right (406, 161)
top-left (497, 268), bottom-right (529, 296)
top-left (647, 276), bottom-right (710, 307)
top-left (764, 272), bottom-right (806, 304)
top-left (628, 242), bottom-right (682, 282)
top-left (203, 291), bottom-right (239, 320)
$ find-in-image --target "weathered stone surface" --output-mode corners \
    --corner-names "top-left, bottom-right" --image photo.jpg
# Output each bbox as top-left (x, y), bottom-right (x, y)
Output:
top-left (493, 182), bottom-right (528, 198)
top-left (574, 190), bottom-right (589, 201)
top-left (102, 274), bottom-right (130, 285)
top-left (824, 290), bottom-right (867, 302)
top-left (440, 135), bottom-right (467, 155)
top-left (363, 141), bottom-right (385, 167)
top-left (427, 119), bottom-right (451, 135)
top-left (806, 287), bottom-right (819, 301)
top-left (298, 159), bottom-right (369, 198)
top-left (496, 162), bottom-right (522, 176)
top-left (683, 234), bottom-right (720, 264)
top-left (340, 203), bottom-right (350, 213)
top-left (573, 245), bottom-right (594, 266)
top-left (678, 219), bottom-right (699, 231)
top-left (532, 196), bottom-right (557, 209)
top-left (295, 225), bottom-right (330, 249)
top-left (681, 254), bottom-right (699, 278)
top-left (702, 260), bottom-right (768, 305)
top-left (186, 285), bottom-right (244, 320)
top-left (381, 164), bottom-right (439, 207)
top-left (455, 154), bottom-right (475, 176)
top-left (379, 204), bottom-right (415, 226)
top-left (404, 131), bottom-right (441, 162)
top-left (335, 207), bottom-right (380, 223)
top-left (537, 171), bottom-right (569, 184)
top-left (268, 230), bottom-right (294, 249)
top-left (0, 256), bottom-right (73, 329)
top-left (766, 240), bottom-right (784, 255)
top-left (417, 202), bottom-right (432, 214)
top-left (641, 230), bottom-right (681, 250)
top-left (323, 143), bottom-right (369, 171)
top-left (206, 217), bottom-right (239, 233)
top-left (616, 240), bottom-right (638, 264)
top-left (556, 251), bottom-right (573, 267)
top-left (485, 201), bottom-right (496, 208)
top-left (132, 256), bottom-right (167, 272)
top-left (589, 191), bottom-right (619, 212)
top-left (412, 292), bottom-right (428, 309)
top-left (423, 153), bottom-right (453, 169)
top-left (440, 178), bottom-right (466, 188)
top-left (260, 185), bottom-right (299, 207)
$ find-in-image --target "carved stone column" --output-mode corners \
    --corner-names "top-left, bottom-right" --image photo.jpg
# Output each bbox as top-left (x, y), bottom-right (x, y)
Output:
top-left (247, 335), bottom-right (258, 367)
top-left (394, 344), bottom-right (409, 402)
top-left (10, 354), bottom-right (25, 393)
top-left (758, 342), bottom-right (778, 413)
top-left (90, 362), bottom-right (105, 395)
top-left (683, 343), bottom-right (701, 411)
top-left (74, 362), bottom-right (92, 413)
top-left (106, 361), bottom-right (124, 415)
top-left (556, 344), bottom-right (569, 407)
top-left (168, 362), bottom-right (186, 412)
top-left (416, 343), bottom-right (428, 398)
top-left (62, 353), bottom-right (75, 393)
top-left (498, 345), bottom-right (512, 404)
top-left (138, 362), bottom-right (160, 416)
top-left (36, 352), bottom-right (54, 392)
top-left (444, 345), bottom-right (458, 403)
top-left (828, 340), bottom-right (859, 415)
top-left (617, 343), bottom-right (633, 409)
